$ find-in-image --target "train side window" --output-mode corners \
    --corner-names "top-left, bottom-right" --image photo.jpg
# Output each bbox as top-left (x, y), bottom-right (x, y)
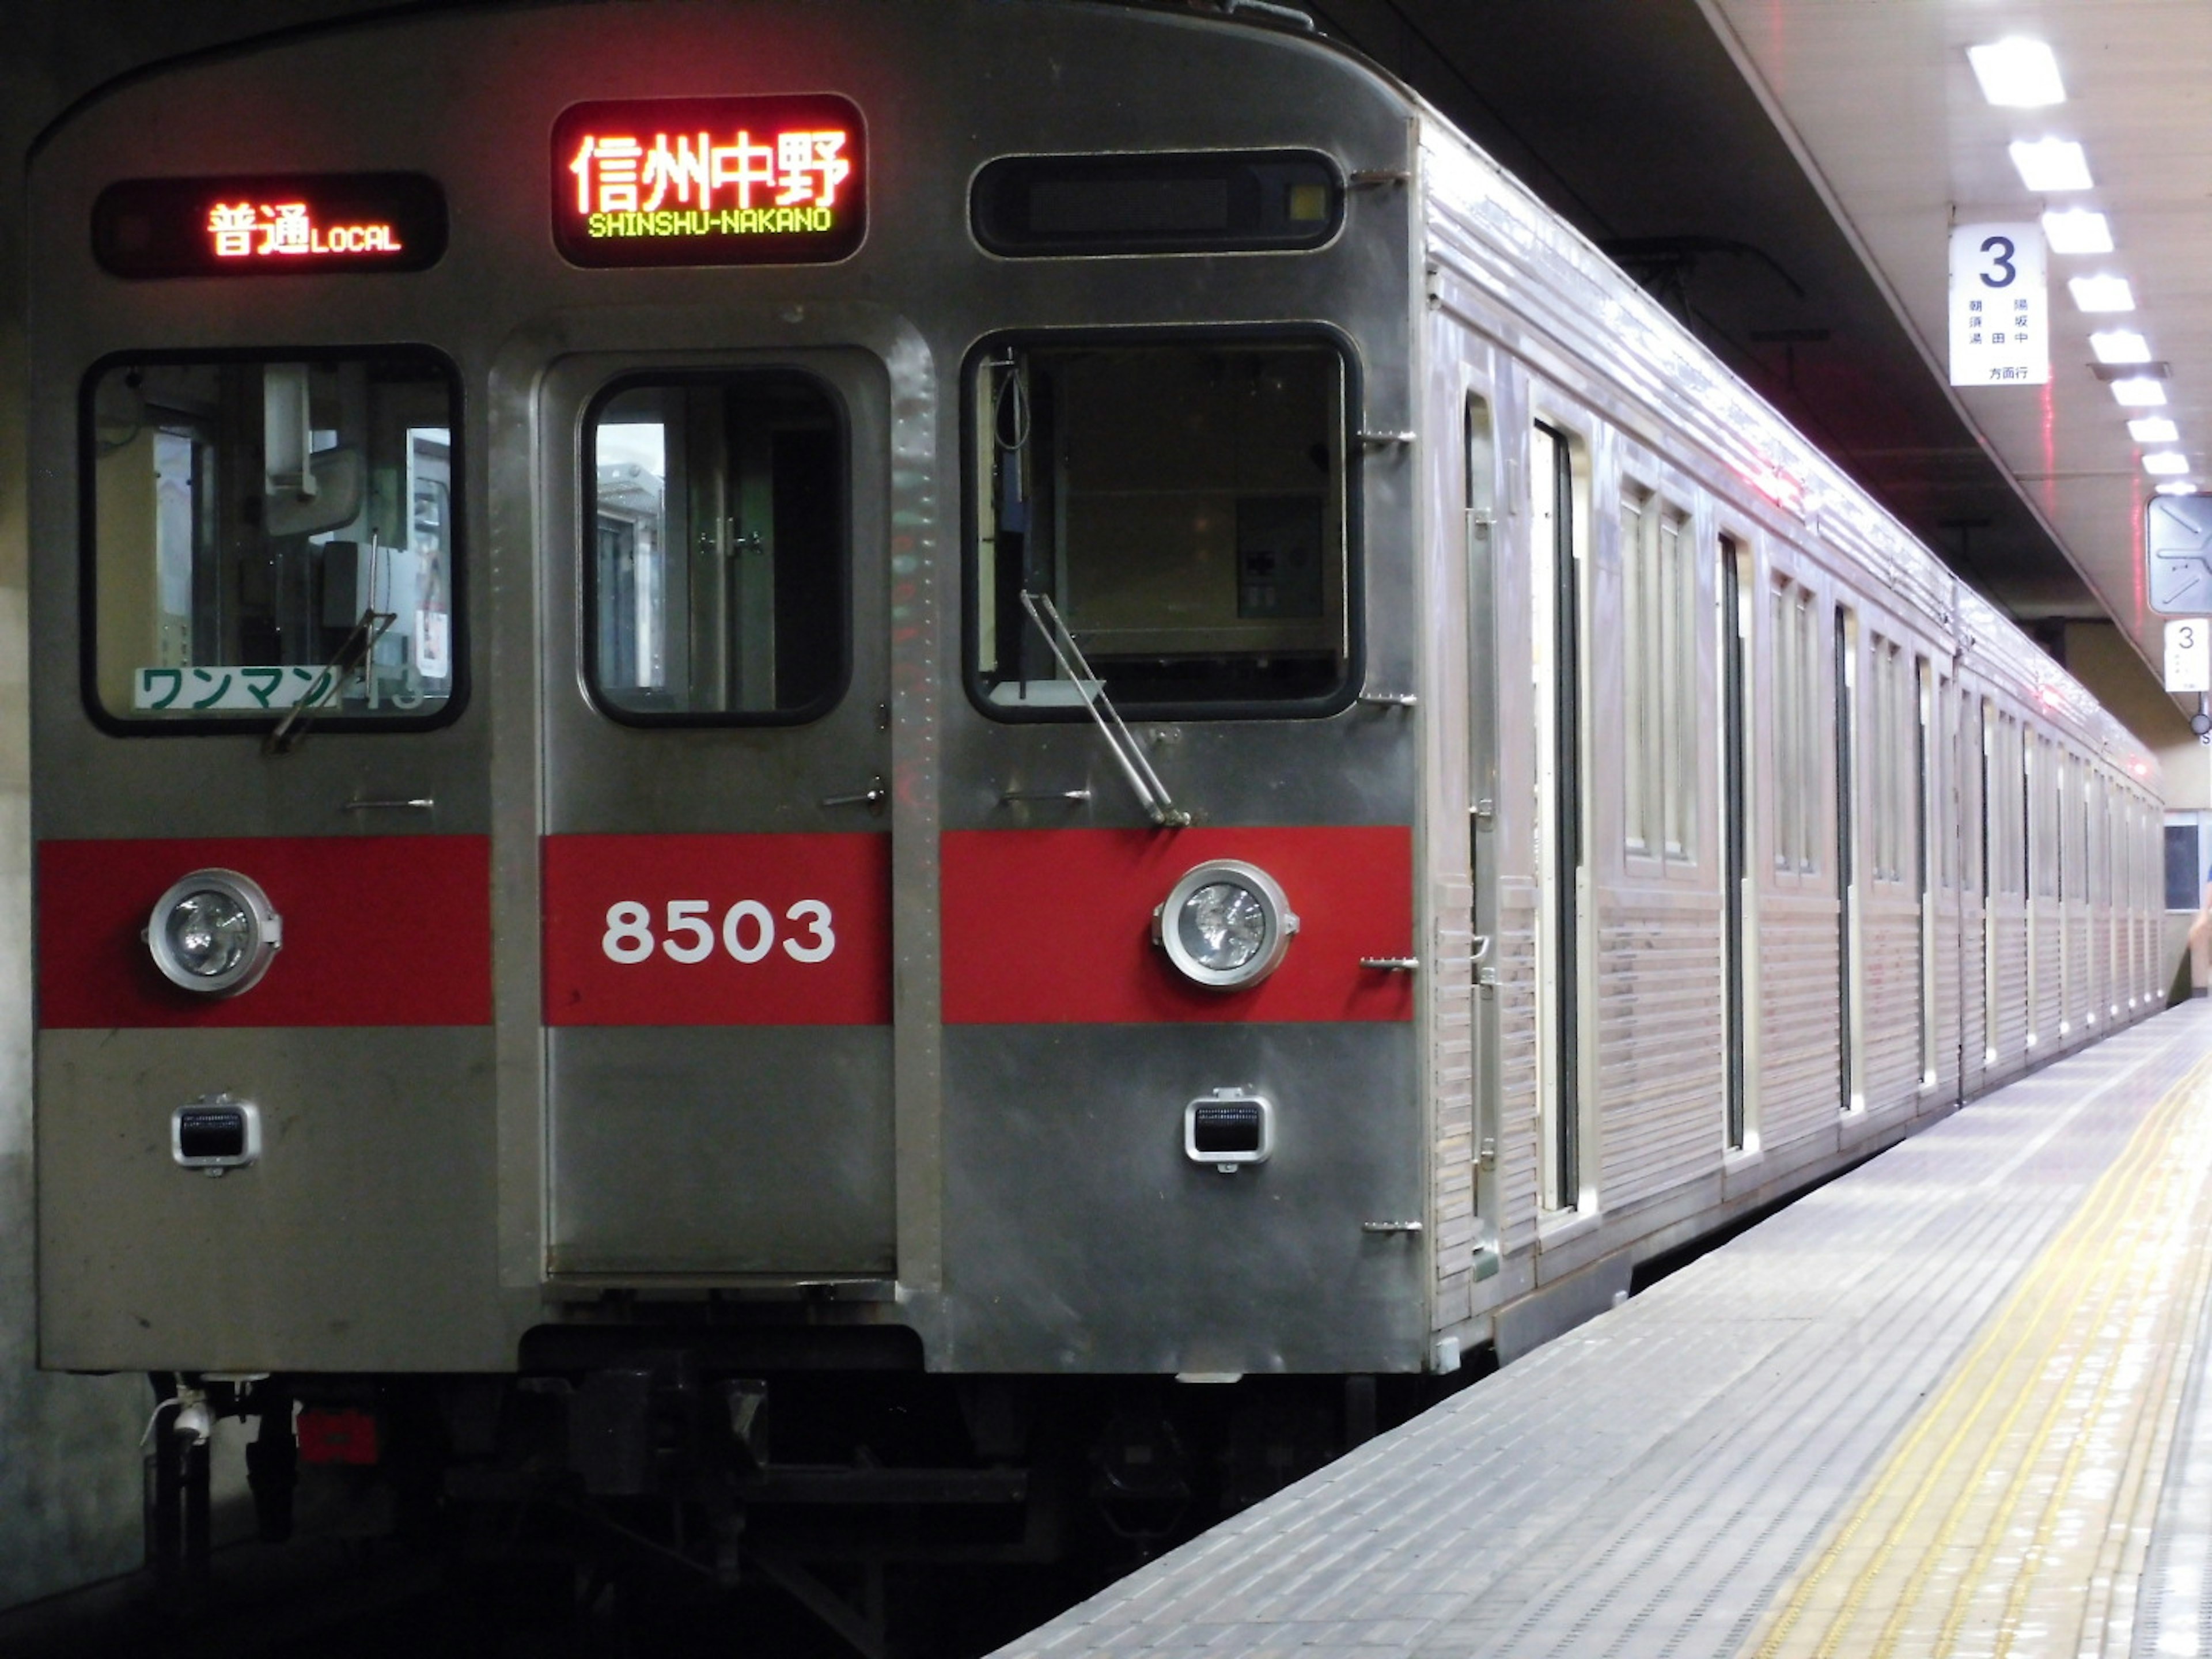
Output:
top-left (1770, 574), bottom-right (1819, 875)
top-left (1621, 493), bottom-right (1694, 863)
top-left (584, 372), bottom-right (846, 723)
top-left (85, 350), bottom-right (459, 728)
top-left (969, 336), bottom-right (1353, 715)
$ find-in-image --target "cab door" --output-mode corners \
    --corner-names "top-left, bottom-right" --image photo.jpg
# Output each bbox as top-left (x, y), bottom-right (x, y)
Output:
top-left (537, 350), bottom-right (894, 1278)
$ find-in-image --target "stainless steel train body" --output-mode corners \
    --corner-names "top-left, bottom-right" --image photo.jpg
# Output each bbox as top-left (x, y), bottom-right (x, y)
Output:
top-left (28, 0), bottom-right (2166, 1558)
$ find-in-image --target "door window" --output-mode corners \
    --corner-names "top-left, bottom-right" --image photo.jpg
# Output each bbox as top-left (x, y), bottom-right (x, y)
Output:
top-left (585, 371), bottom-right (847, 722)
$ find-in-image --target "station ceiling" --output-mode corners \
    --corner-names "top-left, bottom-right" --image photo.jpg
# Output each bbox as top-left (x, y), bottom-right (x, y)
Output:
top-left (7, 0), bottom-right (2202, 697)
top-left (1308, 0), bottom-right (2209, 696)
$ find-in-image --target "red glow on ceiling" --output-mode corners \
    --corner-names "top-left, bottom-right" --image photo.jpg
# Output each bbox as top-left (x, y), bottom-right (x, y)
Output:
top-left (1733, 458), bottom-right (1805, 515)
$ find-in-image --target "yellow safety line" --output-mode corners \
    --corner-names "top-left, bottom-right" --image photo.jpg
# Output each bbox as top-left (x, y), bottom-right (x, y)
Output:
top-left (1750, 1059), bottom-right (2196, 1659)
top-left (1977, 1092), bottom-right (2212, 1658)
top-left (1889, 1149), bottom-right (2174, 1659)
top-left (1743, 1053), bottom-right (2212, 1659)
top-left (1829, 1108), bottom-right (2188, 1659)
top-left (1913, 1074), bottom-right (2211, 1657)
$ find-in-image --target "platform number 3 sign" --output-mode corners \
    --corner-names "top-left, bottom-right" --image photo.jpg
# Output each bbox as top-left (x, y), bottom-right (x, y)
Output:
top-left (2165, 618), bottom-right (2211, 696)
top-left (1949, 222), bottom-right (2049, 388)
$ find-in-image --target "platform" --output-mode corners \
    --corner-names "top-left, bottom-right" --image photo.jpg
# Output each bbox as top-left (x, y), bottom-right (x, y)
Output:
top-left (999, 1001), bottom-right (2212, 1659)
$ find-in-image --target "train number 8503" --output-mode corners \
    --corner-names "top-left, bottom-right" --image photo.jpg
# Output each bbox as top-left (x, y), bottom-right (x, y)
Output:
top-left (601, 899), bottom-right (838, 965)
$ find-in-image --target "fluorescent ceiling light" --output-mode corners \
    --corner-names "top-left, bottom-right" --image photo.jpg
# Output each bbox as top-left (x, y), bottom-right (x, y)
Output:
top-left (1969, 39), bottom-right (2066, 106)
top-left (2130, 418), bottom-right (2180, 444)
top-left (2145, 452), bottom-right (2192, 476)
top-left (2011, 138), bottom-right (2093, 192)
top-left (2091, 329), bottom-right (2152, 364)
top-left (2113, 378), bottom-right (2169, 407)
top-left (2157, 482), bottom-right (2200, 496)
top-left (2042, 209), bottom-right (2112, 254)
top-left (2069, 274), bottom-right (2135, 312)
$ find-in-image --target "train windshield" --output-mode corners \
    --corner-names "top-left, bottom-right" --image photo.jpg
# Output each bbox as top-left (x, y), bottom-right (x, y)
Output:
top-left (585, 372), bottom-right (846, 722)
top-left (972, 339), bottom-right (1350, 712)
top-left (85, 352), bottom-right (459, 726)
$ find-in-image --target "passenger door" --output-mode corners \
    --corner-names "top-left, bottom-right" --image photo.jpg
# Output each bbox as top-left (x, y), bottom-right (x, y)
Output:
top-left (538, 351), bottom-right (895, 1279)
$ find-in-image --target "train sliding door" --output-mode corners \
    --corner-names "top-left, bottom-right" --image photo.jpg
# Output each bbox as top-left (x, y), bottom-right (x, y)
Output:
top-left (1531, 421), bottom-right (1587, 1212)
top-left (1720, 538), bottom-right (1751, 1148)
top-left (537, 351), bottom-right (896, 1279)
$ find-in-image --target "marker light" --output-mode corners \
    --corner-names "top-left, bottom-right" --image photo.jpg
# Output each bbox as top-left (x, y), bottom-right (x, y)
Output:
top-left (2043, 209), bottom-right (2112, 254)
top-left (1969, 39), bottom-right (2066, 107)
top-left (146, 869), bottom-right (282, 996)
top-left (2010, 138), bottom-right (2093, 192)
top-left (2145, 453), bottom-right (2192, 476)
top-left (2156, 482), bottom-right (2200, 497)
top-left (2069, 275), bottom-right (2135, 312)
top-left (2130, 418), bottom-right (2180, 444)
top-left (2091, 330), bottom-right (2152, 365)
top-left (1153, 860), bottom-right (1298, 991)
top-left (2112, 378), bottom-right (2169, 407)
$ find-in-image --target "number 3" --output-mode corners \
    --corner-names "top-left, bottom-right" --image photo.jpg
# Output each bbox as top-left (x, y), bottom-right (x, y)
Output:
top-left (783, 899), bottom-right (835, 963)
top-left (1979, 235), bottom-right (2017, 289)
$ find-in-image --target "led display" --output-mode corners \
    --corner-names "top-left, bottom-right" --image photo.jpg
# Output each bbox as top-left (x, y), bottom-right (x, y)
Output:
top-left (92, 173), bottom-right (446, 278)
top-left (972, 151), bottom-right (1341, 257)
top-left (552, 94), bottom-right (866, 267)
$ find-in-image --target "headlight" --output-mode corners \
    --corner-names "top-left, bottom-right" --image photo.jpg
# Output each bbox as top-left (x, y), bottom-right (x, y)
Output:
top-left (146, 869), bottom-right (282, 996)
top-left (1154, 860), bottom-right (1298, 991)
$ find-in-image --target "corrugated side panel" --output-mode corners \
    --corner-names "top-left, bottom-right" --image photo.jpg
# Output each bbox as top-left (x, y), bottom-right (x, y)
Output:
top-left (1594, 896), bottom-right (1725, 1212)
top-left (1935, 893), bottom-right (1963, 1100)
top-left (2031, 899), bottom-right (2063, 1044)
top-left (2061, 911), bottom-right (2079, 1039)
top-left (1431, 877), bottom-right (1479, 1330)
top-left (1759, 893), bottom-right (1843, 1149)
top-left (1497, 884), bottom-right (1543, 1256)
top-left (1960, 902), bottom-right (1987, 1097)
top-left (1992, 909), bottom-right (2029, 1063)
top-left (2092, 907), bottom-right (2111, 1022)
top-left (1861, 890), bottom-right (1922, 1112)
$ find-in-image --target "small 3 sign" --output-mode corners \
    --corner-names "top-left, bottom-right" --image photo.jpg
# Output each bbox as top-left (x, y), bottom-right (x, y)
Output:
top-left (2165, 619), bottom-right (2211, 695)
top-left (1949, 222), bottom-right (2048, 387)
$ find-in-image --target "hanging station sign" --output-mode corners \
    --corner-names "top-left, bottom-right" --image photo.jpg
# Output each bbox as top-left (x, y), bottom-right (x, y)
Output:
top-left (1948, 221), bottom-right (2050, 387)
top-left (551, 94), bottom-right (866, 267)
top-left (92, 174), bottom-right (447, 278)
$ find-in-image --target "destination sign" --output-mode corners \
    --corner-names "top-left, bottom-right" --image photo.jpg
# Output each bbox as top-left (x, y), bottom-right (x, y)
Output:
top-left (92, 173), bottom-right (446, 278)
top-left (551, 94), bottom-right (866, 267)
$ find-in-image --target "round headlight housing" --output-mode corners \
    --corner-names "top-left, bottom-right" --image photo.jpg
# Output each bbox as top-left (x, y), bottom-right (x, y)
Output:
top-left (1154, 860), bottom-right (1298, 991)
top-left (146, 869), bottom-right (282, 997)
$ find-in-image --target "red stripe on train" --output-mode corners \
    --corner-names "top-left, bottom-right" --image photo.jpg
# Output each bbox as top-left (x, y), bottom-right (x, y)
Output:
top-left (37, 836), bottom-right (491, 1028)
top-left (940, 826), bottom-right (1414, 1025)
top-left (543, 832), bottom-right (891, 1026)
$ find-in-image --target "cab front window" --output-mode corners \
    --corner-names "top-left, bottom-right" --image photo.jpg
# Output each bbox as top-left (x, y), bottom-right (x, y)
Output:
top-left (85, 350), bottom-right (460, 726)
top-left (970, 336), bottom-right (1355, 716)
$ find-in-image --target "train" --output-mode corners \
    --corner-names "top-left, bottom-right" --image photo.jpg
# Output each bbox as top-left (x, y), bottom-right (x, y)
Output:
top-left (26, 0), bottom-right (2169, 1642)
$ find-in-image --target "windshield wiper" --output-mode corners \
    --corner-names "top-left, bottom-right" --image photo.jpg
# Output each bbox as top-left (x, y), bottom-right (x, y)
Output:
top-left (263, 607), bottom-right (395, 755)
top-left (1019, 590), bottom-right (1190, 828)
